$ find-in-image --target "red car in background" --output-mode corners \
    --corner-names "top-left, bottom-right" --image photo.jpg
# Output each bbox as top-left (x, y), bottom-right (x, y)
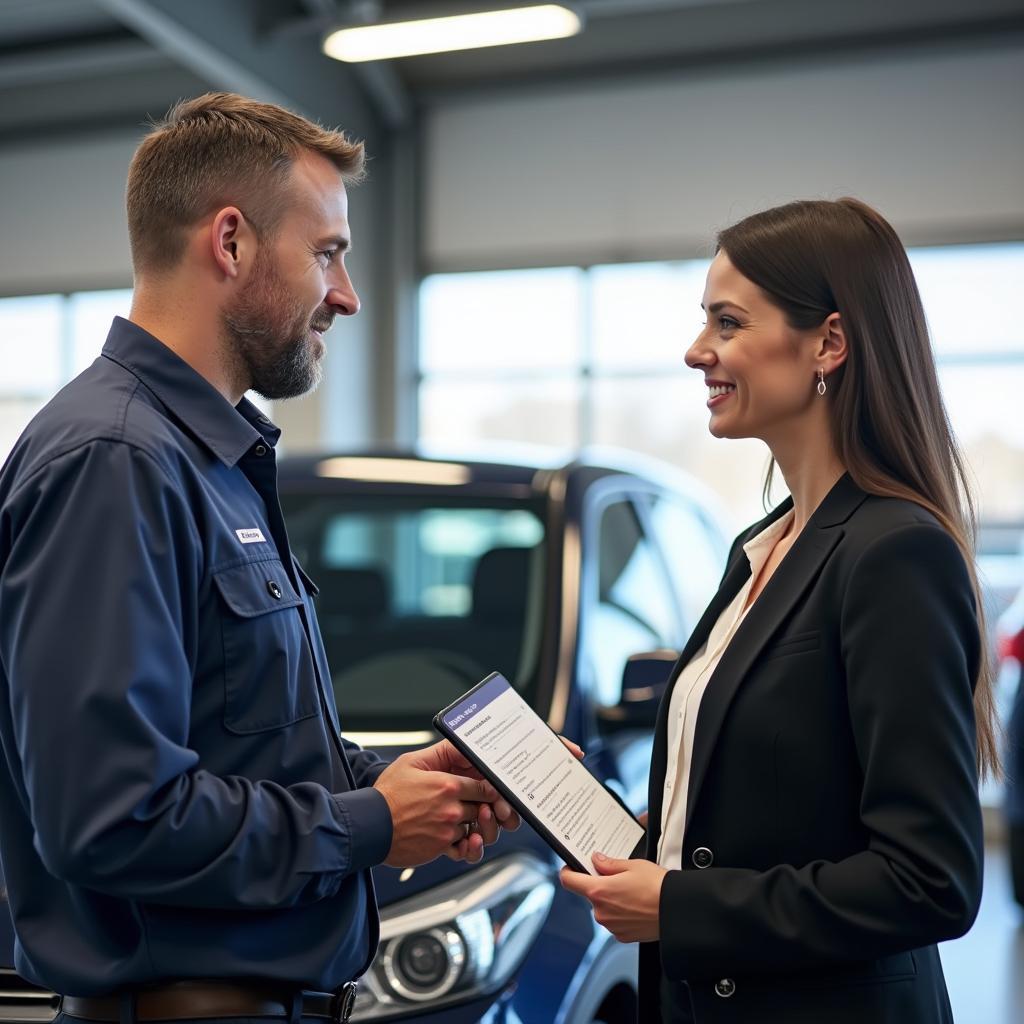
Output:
top-left (997, 587), bottom-right (1024, 909)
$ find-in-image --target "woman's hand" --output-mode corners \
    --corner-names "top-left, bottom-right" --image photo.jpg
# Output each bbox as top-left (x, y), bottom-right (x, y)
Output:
top-left (559, 853), bottom-right (667, 943)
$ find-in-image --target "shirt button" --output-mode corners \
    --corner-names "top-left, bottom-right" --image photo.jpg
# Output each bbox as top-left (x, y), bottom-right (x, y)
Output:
top-left (267, 580), bottom-right (283, 599)
top-left (254, 444), bottom-right (268, 456)
top-left (692, 846), bottom-right (713, 869)
top-left (714, 978), bottom-right (736, 998)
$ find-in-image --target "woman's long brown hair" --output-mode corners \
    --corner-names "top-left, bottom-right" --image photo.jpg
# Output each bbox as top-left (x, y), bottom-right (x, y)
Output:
top-left (718, 197), bottom-right (999, 780)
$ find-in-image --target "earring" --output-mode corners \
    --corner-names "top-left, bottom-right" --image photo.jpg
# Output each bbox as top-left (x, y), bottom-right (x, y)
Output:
top-left (817, 369), bottom-right (827, 396)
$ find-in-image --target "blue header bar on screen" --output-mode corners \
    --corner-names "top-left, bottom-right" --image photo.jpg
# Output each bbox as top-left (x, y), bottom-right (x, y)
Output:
top-left (442, 673), bottom-right (511, 732)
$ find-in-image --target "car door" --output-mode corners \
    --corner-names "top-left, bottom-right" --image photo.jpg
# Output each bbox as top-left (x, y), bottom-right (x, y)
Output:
top-left (635, 486), bottom-right (729, 643)
top-left (578, 484), bottom-right (684, 811)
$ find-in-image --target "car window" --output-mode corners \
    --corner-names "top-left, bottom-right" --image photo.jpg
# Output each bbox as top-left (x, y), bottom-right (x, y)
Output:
top-left (587, 498), bottom-right (680, 706)
top-left (280, 495), bottom-right (547, 729)
top-left (645, 493), bottom-right (726, 633)
top-left (320, 506), bottom-right (542, 616)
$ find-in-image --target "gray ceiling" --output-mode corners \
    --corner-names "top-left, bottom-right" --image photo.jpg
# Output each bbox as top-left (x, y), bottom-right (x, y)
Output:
top-left (0, 0), bottom-right (1021, 146)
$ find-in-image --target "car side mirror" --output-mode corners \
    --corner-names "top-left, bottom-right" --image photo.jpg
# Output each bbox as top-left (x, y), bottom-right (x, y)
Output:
top-left (598, 649), bottom-right (678, 730)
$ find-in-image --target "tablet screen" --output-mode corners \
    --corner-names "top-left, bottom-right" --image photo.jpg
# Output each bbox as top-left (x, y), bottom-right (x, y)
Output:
top-left (437, 673), bottom-right (645, 874)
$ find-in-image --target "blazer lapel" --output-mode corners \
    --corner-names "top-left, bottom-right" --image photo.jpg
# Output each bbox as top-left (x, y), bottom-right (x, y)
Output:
top-left (681, 473), bottom-right (868, 836)
top-left (647, 499), bottom-right (793, 852)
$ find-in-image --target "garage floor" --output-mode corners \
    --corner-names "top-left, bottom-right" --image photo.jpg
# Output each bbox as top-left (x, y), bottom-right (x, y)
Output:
top-left (941, 844), bottom-right (1024, 1023)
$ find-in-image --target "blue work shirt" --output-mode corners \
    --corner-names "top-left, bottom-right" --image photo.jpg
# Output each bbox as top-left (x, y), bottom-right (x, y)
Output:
top-left (0, 317), bottom-right (393, 995)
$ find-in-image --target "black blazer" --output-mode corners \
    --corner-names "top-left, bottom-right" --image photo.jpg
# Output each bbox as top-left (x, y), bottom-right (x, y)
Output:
top-left (640, 473), bottom-right (984, 1024)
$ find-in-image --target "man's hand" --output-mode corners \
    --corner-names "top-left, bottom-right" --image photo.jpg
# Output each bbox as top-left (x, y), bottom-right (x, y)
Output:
top-left (404, 740), bottom-right (522, 861)
top-left (374, 741), bottom-right (518, 867)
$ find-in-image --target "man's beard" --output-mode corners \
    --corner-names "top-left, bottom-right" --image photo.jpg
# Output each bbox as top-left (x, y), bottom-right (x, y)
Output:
top-left (221, 253), bottom-right (332, 401)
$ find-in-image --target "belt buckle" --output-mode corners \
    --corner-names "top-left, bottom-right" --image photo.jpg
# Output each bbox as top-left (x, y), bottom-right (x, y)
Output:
top-left (331, 983), bottom-right (357, 1024)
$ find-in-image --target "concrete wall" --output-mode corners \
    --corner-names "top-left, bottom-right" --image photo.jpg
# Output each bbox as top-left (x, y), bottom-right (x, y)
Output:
top-left (423, 45), bottom-right (1024, 270)
top-left (2, 43), bottom-right (1021, 447)
top-left (0, 133), bottom-right (137, 295)
top-left (0, 131), bottom-right (379, 450)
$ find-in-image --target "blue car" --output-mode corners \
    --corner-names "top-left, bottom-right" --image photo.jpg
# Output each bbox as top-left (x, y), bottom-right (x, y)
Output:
top-left (0, 450), bottom-right (728, 1024)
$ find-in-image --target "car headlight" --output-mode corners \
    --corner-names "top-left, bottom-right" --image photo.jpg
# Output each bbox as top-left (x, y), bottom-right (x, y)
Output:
top-left (353, 853), bottom-right (555, 1020)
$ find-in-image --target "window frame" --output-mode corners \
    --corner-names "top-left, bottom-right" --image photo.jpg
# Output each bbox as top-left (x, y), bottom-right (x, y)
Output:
top-left (576, 476), bottom-right (687, 710)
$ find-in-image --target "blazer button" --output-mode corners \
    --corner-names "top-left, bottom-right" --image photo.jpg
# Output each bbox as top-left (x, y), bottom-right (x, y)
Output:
top-left (714, 978), bottom-right (736, 998)
top-left (267, 580), bottom-right (283, 599)
top-left (692, 846), bottom-right (713, 869)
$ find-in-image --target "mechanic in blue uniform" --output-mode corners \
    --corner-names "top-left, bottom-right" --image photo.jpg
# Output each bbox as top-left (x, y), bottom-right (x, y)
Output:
top-left (0, 93), bottom-right (519, 1024)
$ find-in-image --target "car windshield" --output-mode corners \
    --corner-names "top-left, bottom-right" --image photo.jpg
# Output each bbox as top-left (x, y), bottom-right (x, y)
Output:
top-left (280, 493), bottom-right (549, 731)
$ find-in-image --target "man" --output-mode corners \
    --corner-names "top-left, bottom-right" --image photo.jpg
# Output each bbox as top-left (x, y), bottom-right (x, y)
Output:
top-left (0, 93), bottom-right (518, 1023)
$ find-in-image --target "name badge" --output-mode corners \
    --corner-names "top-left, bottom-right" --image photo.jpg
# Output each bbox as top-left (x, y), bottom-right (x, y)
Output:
top-left (235, 528), bottom-right (267, 544)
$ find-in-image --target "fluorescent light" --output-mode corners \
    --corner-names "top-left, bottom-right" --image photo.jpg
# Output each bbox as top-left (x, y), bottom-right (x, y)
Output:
top-left (322, 5), bottom-right (582, 63)
top-left (316, 457), bottom-right (472, 485)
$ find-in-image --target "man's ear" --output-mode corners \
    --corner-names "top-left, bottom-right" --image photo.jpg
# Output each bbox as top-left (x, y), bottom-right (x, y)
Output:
top-left (210, 206), bottom-right (255, 280)
top-left (816, 311), bottom-right (848, 375)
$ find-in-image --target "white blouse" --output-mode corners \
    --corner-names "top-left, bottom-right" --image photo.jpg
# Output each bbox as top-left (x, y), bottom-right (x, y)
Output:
top-left (657, 508), bottom-right (795, 869)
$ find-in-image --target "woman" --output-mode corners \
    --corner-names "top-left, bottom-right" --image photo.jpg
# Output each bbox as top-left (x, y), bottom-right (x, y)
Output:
top-left (561, 198), bottom-right (997, 1023)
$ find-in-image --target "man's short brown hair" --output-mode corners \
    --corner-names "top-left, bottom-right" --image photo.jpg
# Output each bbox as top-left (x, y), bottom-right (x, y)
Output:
top-left (126, 92), bottom-right (365, 275)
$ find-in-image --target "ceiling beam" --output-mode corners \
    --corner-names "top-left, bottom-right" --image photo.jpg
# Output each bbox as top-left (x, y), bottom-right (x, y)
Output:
top-left (0, 37), bottom-right (168, 89)
top-left (347, 62), bottom-right (414, 128)
top-left (417, 10), bottom-right (1024, 102)
top-left (285, 0), bottom-right (747, 19)
top-left (578, 0), bottom-right (749, 14)
top-left (296, 0), bottom-right (412, 128)
top-left (92, 0), bottom-right (385, 146)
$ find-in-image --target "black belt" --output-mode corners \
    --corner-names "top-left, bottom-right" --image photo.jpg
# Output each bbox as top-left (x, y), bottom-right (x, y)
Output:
top-left (62, 981), bottom-right (358, 1024)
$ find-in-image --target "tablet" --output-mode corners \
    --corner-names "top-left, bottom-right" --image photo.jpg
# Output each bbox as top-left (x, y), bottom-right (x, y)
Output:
top-left (434, 672), bottom-right (646, 874)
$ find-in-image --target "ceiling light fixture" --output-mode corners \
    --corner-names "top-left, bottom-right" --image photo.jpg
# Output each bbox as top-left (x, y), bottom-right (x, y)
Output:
top-left (322, 5), bottom-right (582, 63)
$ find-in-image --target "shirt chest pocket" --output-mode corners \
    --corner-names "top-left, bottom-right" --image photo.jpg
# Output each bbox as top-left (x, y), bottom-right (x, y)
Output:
top-left (212, 559), bottom-right (322, 734)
